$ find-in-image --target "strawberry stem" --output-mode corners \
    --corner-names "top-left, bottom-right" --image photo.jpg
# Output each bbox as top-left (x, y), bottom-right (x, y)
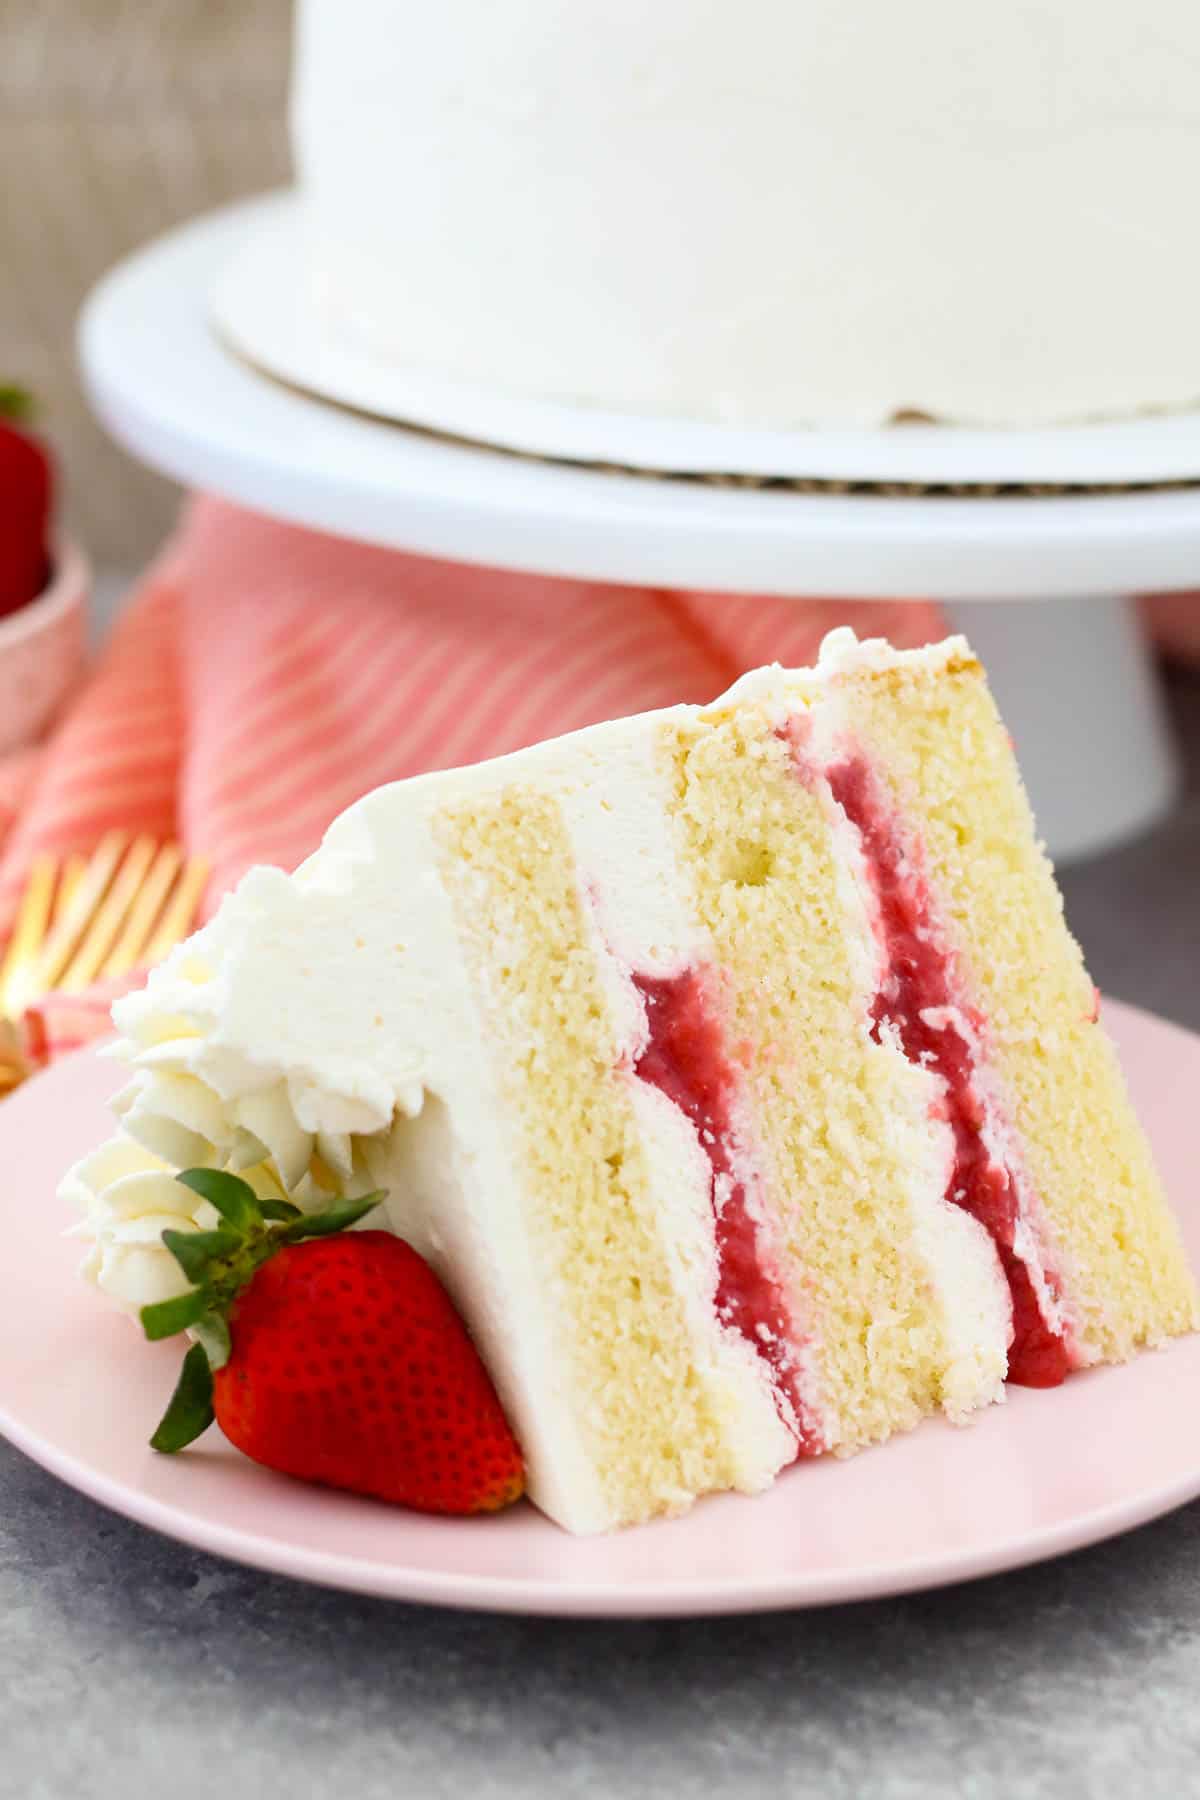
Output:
top-left (259, 1198), bottom-right (303, 1221)
top-left (0, 385), bottom-right (34, 425)
top-left (149, 1341), bottom-right (215, 1453)
top-left (140, 1168), bottom-right (388, 1453)
top-left (279, 1192), bottom-right (386, 1241)
top-left (176, 1166), bottom-right (264, 1231)
top-left (142, 1285), bottom-right (216, 1341)
top-left (191, 1312), bottom-right (232, 1372)
top-left (162, 1225), bottom-right (242, 1283)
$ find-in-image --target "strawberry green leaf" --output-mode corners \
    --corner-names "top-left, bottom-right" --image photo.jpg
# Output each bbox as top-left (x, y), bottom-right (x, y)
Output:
top-left (0, 385), bottom-right (33, 425)
top-left (149, 1342), bottom-right (215, 1453)
top-left (191, 1311), bottom-right (232, 1372)
top-left (259, 1198), bottom-right (302, 1222)
top-left (161, 1226), bottom-right (241, 1284)
top-left (279, 1190), bottom-right (386, 1242)
top-left (140, 1285), bottom-right (215, 1342)
top-left (176, 1167), bottom-right (263, 1232)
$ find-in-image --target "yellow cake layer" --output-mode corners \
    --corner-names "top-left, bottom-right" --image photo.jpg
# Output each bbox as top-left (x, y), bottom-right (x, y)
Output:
top-left (836, 654), bottom-right (1199, 1361)
top-left (436, 787), bottom-right (746, 1526)
top-left (660, 702), bottom-right (1005, 1451)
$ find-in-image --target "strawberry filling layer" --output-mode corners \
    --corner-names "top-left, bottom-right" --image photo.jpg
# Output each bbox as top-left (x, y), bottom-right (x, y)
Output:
top-left (824, 756), bottom-right (1071, 1388)
top-left (631, 970), bottom-right (820, 1454)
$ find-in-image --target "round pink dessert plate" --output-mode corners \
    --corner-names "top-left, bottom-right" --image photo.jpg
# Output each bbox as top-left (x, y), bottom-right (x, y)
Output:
top-left (3, 999), bottom-right (1199, 1618)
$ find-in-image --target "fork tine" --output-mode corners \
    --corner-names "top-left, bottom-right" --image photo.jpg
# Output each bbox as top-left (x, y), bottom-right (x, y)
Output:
top-left (54, 853), bottom-right (88, 924)
top-left (142, 855), bottom-right (209, 966)
top-left (5, 831), bottom-right (129, 1015)
top-left (57, 835), bottom-right (160, 994)
top-left (0, 838), bottom-right (209, 1084)
top-left (0, 1019), bottom-right (27, 1092)
top-left (0, 853), bottom-right (57, 1015)
top-left (100, 841), bottom-right (183, 980)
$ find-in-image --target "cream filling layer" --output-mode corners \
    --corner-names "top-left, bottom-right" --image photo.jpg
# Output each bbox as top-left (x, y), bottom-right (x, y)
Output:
top-left (752, 668), bottom-right (1012, 1419)
top-left (555, 738), bottom-right (799, 1485)
top-left (788, 666), bottom-right (1063, 1387)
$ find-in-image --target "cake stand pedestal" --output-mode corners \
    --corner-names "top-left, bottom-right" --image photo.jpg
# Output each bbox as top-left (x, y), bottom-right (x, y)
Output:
top-left (939, 595), bottom-right (1176, 862)
top-left (78, 199), bottom-right (1200, 864)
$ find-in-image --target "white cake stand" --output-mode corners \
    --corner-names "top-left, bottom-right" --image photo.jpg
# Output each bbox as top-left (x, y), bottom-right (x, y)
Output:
top-left (78, 196), bottom-right (1200, 862)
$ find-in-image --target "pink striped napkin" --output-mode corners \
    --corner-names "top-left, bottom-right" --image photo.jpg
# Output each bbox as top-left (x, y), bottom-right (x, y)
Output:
top-left (2, 494), bottom-right (951, 1067)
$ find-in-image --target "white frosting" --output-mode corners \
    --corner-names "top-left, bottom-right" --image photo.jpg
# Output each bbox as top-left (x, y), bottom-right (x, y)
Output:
top-left (719, 631), bottom-right (973, 714)
top-left (63, 1137), bottom-right (218, 1313)
top-left (290, 1), bottom-right (1200, 428)
top-left (813, 628), bottom-right (973, 683)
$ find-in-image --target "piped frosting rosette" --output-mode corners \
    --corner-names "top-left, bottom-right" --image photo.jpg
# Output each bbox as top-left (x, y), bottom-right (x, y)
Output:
top-left (60, 865), bottom-right (422, 1315)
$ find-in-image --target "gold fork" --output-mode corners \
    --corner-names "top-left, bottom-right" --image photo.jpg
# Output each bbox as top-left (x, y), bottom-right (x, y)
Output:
top-left (0, 833), bottom-right (209, 1091)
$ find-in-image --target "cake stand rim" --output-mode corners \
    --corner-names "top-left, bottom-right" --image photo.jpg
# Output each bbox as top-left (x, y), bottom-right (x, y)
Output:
top-left (214, 189), bottom-right (1200, 491)
top-left (78, 193), bottom-right (1200, 602)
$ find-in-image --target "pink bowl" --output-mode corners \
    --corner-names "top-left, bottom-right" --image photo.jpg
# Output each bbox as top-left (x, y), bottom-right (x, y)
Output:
top-left (0, 538), bottom-right (89, 755)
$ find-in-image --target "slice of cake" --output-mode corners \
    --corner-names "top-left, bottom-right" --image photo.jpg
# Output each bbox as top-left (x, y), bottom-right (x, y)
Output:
top-left (63, 631), bottom-right (1197, 1534)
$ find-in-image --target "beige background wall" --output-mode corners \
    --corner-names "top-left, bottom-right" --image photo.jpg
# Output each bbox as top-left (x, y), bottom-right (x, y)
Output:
top-left (1, 0), bottom-right (291, 572)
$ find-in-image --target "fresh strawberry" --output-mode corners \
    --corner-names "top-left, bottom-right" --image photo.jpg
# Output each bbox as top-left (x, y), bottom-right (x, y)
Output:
top-left (140, 1169), bottom-right (525, 1515)
top-left (0, 387), bottom-right (53, 621)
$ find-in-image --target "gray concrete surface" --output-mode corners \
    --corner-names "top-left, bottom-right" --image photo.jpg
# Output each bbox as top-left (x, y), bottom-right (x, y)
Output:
top-left (3, 666), bottom-right (1199, 1800)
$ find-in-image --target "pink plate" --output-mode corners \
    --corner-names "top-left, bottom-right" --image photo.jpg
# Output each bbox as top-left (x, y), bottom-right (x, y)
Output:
top-left (3, 999), bottom-right (1199, 1617)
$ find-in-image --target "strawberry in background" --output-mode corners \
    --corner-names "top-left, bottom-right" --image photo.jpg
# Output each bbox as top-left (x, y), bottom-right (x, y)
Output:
top-left (0, 386), bottom-right (54, 621)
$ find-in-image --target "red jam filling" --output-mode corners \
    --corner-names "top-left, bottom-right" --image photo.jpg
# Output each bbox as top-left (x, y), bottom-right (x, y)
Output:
top-left (631, 970), bottom-right (820, 1454)
top-left (825, 757), bottom-right (1070, 1388)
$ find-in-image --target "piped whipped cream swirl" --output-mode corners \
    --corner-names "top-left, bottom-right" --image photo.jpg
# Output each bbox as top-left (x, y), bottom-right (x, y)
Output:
top-left (61, 861), bottom-right (427, 1313)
